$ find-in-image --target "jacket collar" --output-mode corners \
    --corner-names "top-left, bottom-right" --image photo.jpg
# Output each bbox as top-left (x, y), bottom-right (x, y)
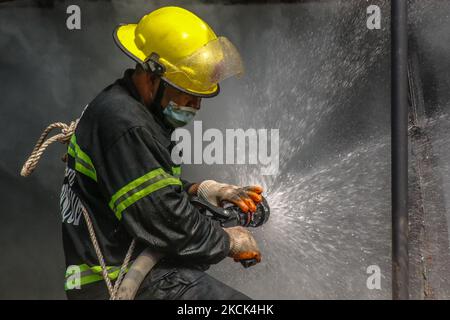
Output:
top-left (119, 69), bottom-right (174, 148)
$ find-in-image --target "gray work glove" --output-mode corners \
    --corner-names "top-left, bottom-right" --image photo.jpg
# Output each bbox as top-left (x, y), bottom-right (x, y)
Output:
top-left (197, 180), bottom-right (263, 213)
top-left (224, 226), bottom-right (261, 264)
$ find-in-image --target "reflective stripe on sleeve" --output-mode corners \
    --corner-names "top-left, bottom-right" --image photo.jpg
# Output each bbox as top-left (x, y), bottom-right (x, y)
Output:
top-left (67, 135), bottom-right (97, 182)
top-left (109, 168), bottom-right (182, 220)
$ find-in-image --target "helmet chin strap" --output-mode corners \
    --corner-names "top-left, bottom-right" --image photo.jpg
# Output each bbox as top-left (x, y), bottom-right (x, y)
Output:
top-left (141, 61), bottom-right (181, 130)
top-left (140, 60), bottom-right (166, 114)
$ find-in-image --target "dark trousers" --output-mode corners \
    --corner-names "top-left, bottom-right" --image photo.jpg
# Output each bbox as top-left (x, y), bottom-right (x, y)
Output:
top-left (66, 260), bottom-right (250, 300)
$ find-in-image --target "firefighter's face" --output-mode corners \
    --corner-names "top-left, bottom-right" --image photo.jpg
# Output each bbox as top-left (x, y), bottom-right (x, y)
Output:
top-left (161, 84), bottom-right (202, 110)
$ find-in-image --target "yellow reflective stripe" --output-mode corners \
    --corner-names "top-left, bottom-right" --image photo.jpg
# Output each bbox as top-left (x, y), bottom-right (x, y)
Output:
top-left (64, 264), bottom-right (129, 291)
top-left (77, 264), bottom-right (90, 273)
top-left (65, 265), bottom-right (120, 279)
top-left (68, 135), bottom-right (97, 182)
top-left (65, 274), bottom-right (110, 290)
top-left (109, 167), bottom-right (183, 220)
top-left (79, 274), bottom-right (103, 287)
top-left (68, 144), bottom-right (75, 158)
top-left (114, 177), bottom-right (182, 220)
top-left (108, 168), bottom-right (167, 210)
top-left (75, 162), bottom-right (97, 181)
top-left (108, 268), bottom-right (122, 279)
top-left (70, 136), bottom-right (95, 168)
top-left (89, 265), bottom-right (118, 274)
top-left (172, 166), bottom-right (181, 177)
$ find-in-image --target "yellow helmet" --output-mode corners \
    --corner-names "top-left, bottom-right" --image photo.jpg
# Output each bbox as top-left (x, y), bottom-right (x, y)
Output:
top-left (113, 6), bottom-right (244, 97)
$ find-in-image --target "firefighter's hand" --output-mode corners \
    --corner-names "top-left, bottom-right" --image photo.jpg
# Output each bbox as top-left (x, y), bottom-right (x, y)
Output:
top-left (224, 226), bottom-right (261, 264)
top-left (197, 180), bottom-right (263, 213)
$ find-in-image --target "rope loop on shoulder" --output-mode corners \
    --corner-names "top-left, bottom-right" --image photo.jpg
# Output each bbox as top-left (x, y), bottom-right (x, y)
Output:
top-left (20, 117), bottom-right (135, 299)
top-left (20, 119), bottom-right (79, 177)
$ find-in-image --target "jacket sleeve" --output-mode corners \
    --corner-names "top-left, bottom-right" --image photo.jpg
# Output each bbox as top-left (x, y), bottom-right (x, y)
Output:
top-left (96, 126), bottom-right (230, 265)
top-left (181, 179), bottom-right (196, 194)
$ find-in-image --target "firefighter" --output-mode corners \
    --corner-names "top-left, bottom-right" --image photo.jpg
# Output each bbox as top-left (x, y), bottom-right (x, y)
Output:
top-left (61, 6), bottom-right (263, 300)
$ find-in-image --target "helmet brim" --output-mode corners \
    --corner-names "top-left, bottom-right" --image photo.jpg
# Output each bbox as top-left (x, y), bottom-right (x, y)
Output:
top-left (162, 78), bottom-right (220, 98)
top-left (113, 24), bottom-right (147, 63)
top-left (113, 23), bottom-right (220, 98)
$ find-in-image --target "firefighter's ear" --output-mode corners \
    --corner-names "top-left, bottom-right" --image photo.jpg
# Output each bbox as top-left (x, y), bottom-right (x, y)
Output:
top-left (132, 65), bottom-right (161, 106)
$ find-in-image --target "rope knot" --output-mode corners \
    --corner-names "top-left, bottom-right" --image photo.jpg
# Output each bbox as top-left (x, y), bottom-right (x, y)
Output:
top-left (61, 120), bottom-right (78, 140)
top-left (20, 119), bottom-right (79, 177)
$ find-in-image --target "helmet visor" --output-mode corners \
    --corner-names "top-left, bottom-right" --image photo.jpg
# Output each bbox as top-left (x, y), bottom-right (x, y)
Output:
top-left (162, 36), bottom-right (244, 95)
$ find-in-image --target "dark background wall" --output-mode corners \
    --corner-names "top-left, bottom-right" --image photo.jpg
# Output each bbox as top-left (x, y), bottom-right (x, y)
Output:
top-left (1, 0), bottom-right (394, 299)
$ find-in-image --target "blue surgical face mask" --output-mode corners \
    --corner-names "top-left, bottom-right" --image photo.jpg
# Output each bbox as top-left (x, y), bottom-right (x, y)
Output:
top-left (162, 101), bottom-right (197, 128)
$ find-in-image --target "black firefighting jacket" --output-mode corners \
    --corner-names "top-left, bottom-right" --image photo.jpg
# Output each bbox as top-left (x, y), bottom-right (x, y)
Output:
top-left (61, 69), bottom-right (230, 291)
